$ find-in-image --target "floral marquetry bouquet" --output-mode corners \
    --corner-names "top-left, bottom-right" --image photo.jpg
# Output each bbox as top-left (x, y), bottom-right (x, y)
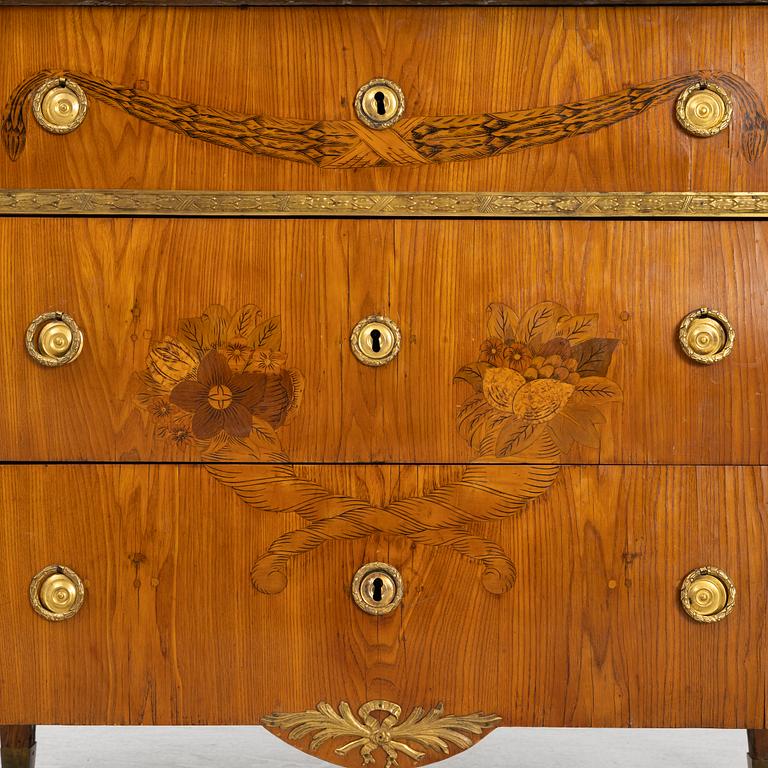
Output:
top-left (136, 304), bottom-right (304, 459)
top-left (454, 302), bottom-right (622, 459)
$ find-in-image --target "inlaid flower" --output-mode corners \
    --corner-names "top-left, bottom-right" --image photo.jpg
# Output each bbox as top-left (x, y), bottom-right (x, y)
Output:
top-left (170, 350), bottom-right (267, 440)
top-left (503, 342), bottom-right (533, 373)
top-left (248, 348), bottom-right (287, 374)
top-left (480, 337), bottom-right (505, 366)
top-left (456, 301), bottom-right (621, 458)
top-left (224, 340), bottom-right (251, 371)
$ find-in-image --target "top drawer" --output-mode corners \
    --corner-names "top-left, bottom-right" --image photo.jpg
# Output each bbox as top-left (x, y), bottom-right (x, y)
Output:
top-left (1, 5), bottom-right (768, 193)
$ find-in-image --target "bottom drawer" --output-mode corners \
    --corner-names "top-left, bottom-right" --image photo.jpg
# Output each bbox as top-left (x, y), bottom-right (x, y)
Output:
top-left (0, 464), bottom-right (765, 764)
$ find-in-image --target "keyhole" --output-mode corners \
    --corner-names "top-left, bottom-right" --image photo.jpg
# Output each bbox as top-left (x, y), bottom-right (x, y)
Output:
top-left (371, 577), bottom-right (384, 602)
top-left (374, 91), bottom-right (387, 115)
top-left (370, 328), bottom-right (382, 353)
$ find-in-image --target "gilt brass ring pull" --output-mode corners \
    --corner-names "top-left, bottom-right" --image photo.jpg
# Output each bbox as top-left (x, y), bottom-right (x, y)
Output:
top-left (676, 82), bottom-right (733, 137)
top-left (680, 566), bottom-right (735, 623)
top-left (26, 311), bottom-right (84, 367)
top-left (678, 307), bottom-right (734, 364)
top-left (29, 564), bottom-right (85, 622)
top-left (32, 77), bottom-right (88, 134)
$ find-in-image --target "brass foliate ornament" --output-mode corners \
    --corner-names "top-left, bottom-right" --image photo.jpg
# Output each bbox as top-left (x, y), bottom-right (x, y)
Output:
top-left (264, 700), bottom-right (500, 766)
top-left (32, 78), bottom-right (88, 134)
top-left (676, 82), bottom-right (732, 137)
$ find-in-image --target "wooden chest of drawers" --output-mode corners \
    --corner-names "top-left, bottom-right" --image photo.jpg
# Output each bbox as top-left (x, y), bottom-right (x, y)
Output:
top-left (1, 3), bottom-right (767, 768)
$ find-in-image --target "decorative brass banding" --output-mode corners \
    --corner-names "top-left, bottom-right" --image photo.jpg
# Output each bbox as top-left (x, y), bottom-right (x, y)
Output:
top-left (680, 566), bottom-right (735, 623)
top-left (351, 562), bottom-right (403, 615)
top-left (350, 315), bottom-right (401, 367)
top-left (32, 77), bottom-right (88, 134)
top-left (354, 78), bottom-right (405, 130)
top-left (4, 191), bottom-right (768, 218)
top-left (25, 311), bottom-right (84, 367)
top-left (678, 307), bottom-right (734, 364)
top-left (29, 564), bottom-right (85, 622)
top-left (676, 82), bottom-right (732, 137)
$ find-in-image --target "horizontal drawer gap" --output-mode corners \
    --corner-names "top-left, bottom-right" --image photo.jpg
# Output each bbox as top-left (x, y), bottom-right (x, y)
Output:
top-left (0, 460), bottom-right (765, 468)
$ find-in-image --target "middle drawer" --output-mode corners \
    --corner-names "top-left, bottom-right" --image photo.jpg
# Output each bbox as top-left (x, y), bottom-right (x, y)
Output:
top-left (4, 217), bottom-right (764, 464)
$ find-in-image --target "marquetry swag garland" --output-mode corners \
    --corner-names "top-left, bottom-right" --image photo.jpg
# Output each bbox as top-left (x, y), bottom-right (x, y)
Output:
top-left (136, 302), bottom-right (621, 595)
top-left (3, 69), bottom-right (767, 167)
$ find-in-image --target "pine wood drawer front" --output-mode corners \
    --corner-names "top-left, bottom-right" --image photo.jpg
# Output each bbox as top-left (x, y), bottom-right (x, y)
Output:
top-left (0, 464), bottom-right (765, 754)
top-left (4, 217), bottom-right (767, 465)
top-left (2, 6), bottom-right (768, 194)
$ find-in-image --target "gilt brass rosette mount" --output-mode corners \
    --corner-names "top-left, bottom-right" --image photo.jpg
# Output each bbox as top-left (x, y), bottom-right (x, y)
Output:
top-left (676, 82), bottom-right (732, 137)
top-left (25, 311), bottom-right (84, 367)
top-left (678, 307), bottom-right (734, 364)
top-left (32, 77), bottom-right (88, 134)
top-left (680, 566), bottom-right (735, 623)
top-left (29, 564), bottom-right (85, 622)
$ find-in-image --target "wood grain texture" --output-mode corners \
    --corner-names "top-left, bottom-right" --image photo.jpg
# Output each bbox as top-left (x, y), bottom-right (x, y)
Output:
top-left (1, 6), bottom-right (768, 191)
top-left (1, 217), bottom-right (767, 465)
top-left (0, 463), bottom-right (765, 751)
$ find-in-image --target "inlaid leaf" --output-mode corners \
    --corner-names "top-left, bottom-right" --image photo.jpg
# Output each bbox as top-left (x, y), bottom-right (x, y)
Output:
top-left (226, 304), bottom-right (262, 344)
top-left (147, 340), bottom-right (197, 387)
top-left (572, 376), bottom-right (622, 403)
top-left (283, 368), bottom-right (305, 422)
top-left (178, 317), bottom-right (206, 355)
top-left (495, 418), bottom-right (540, 457)
top-left (249, 315), bottom-right (282, 350)
top-left (555, 313), bottom-right (598, 344)
top-left (486, 303), bottom-right (520, 343)
top-left (517, 302), bottom-right (570, 343)
top-left (570, 337), bottom-right (619, 377)
top-left (548, 405), bottom-right (605, 452)
top-left (200, 304), bottom-right (231, 349)
top-left (454, 362), bottom-right (490, 392)
top-left (457, 394), bottom-right (497, 452)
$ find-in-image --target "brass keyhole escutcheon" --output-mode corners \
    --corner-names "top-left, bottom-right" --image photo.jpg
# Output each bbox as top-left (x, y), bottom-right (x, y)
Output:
top-left (680, 566), bottom-right (735, 623)
top-left (32, 77), bottom-right (88, 134)
top-left (675, 82), bottom-right (732, 137)
top-left (352, 562), bottom-right (404, 615)
top-left (350, 315), bottom-right (401, 366)
top-left (354, 78), bottom-right (405, 130)
top-left (678, 307), bottom-right (734, 364)
top-left (30, 565), bottom-right (85, 622)
top-left (26, 311), bottom-right (84, 367)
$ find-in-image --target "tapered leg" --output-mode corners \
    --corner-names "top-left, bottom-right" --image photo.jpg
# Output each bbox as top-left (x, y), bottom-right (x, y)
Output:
top-left (748, 730), bottom-right (768, 768)
top-left (0, 727), bottom-right (36, 768)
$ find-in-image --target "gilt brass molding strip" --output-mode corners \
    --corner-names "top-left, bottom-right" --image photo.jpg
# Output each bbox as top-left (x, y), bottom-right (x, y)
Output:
top-left (2, 190), bottom-right (768, 218)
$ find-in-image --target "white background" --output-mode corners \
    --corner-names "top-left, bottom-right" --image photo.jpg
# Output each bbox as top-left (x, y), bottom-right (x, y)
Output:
top-left (35, 726), bottom-right (748, 767)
